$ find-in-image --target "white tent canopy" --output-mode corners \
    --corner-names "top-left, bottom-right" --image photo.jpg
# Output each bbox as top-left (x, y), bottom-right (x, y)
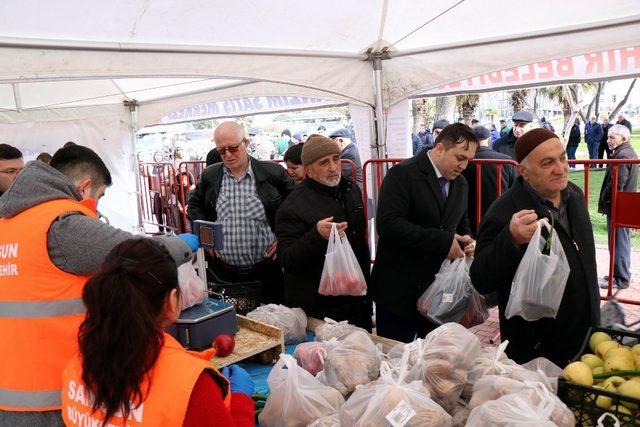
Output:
top-left (1, 0), bottom-right (639, 230)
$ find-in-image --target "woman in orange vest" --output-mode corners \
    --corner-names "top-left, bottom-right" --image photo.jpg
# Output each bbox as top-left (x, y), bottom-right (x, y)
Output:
top-left (61, 238), bottom-right (255, 426)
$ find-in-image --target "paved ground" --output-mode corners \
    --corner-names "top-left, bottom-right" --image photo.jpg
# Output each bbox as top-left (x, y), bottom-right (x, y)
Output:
top-left (470, 245), bottom-right (640, 346)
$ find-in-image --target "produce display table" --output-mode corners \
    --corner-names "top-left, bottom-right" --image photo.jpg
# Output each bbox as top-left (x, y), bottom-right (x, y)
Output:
top-left (211, 315), bottom-right (284, 368)
top-left (238, 317), bottom-right (401, 394)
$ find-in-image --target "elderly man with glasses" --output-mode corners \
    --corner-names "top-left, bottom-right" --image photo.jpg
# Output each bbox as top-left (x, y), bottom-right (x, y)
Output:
top-left (188, 121), bottom-right (294, 304)
top-left (0, 144), bottom-right (24, 198)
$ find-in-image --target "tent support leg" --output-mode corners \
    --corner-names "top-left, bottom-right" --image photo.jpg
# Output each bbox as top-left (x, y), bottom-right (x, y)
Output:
top-left (373, 57), bottom-right (385, 159)
top-left (126, 101), bottom-right (144, 232)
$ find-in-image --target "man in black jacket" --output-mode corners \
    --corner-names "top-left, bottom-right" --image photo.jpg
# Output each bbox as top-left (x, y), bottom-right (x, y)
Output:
top-left (493, 110), bottom-right (534, 160)
top-left (462, 126), bottom-right (517, 235)
top-left (470, 128), bottom-right (599, 366)
top-left (370, 123), bottom-right (478, 342)
top-left (329, 128), bottom-right (363, 187)
top-left (598, 124), bottom-right (638, 289)
top-left (188, 121), bottom-right (294, 303)
top-left (598, 117), bottom-right (613, 168)
top-left (275, 135), bottom-right (372, 329)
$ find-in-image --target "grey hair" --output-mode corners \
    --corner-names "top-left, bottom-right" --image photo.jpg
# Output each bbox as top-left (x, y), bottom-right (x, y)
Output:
top-left (609, 124), bottom-right (631, 141)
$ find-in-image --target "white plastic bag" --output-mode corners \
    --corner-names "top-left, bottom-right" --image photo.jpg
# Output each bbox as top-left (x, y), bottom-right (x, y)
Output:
top-left (469, 379), bottom-right (574, 427)
top-left (466, 392), bottom-right (557, 427)
top-left (417, 258), bottom-right (470, 324)
top-left (506, 219), bottom-right (570, 321)
top-left (319, 223), bottom-right (367, 296)
top-left (321, 331), bottom-right (380, 395)
top-left (315, 318), bottom-right (366, 342)
top-left (417, 258), bottom-right (488, 327)
top-left (177, 261), bottom-right (206, 310)
top-left (247, 304), bottom-right (308, 344)
top-left (339, 354), bottom-right (453, 427)
top-left (294, 341), bottom-right (328, 375)
top-left (259, 354), bottom-right (345, 427)
top-left (422, 323), bottom-right (482, 371)
top-left (307, 413), bottom-right (341, 427)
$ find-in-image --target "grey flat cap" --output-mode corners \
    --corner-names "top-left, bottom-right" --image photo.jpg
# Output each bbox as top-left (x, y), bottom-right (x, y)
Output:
top-left (432, 119), bottom-right (450, 131)
top-left (329, 128), bottom-right (351, 139)
top-left (512, 110), bottom-right (533, 123)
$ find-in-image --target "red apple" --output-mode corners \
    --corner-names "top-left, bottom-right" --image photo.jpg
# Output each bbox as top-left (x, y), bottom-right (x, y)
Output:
top-left (213, 334), bottom-right (235, 357)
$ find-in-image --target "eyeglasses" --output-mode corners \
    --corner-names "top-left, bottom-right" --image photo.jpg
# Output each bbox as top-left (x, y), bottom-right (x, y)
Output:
top-left (216, 141), bottom-right (245, 155)
top-left (0, 168), bottom-right (23, 175)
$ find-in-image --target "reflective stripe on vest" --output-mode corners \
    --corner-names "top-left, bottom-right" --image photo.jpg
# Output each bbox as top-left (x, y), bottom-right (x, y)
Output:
top-left (0, 198), bottom-right (97, 411)
top-left (0, 298), bottom-right (85, 318)
top-left (61, 333), bottom-right (230, 426)
top-left (0, 388), bottom-right (61, 408)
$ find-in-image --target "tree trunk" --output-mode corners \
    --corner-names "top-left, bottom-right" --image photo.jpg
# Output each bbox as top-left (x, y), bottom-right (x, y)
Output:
top-left (561, 98), bottom-right (572, 135)
top-left (434, 96), bottom-right (456, 122)
top-left (609, 79), bottom-right (637, 120)
top-left (595, 82), bottom-right (603, 119)
top-left (568, 86), bottom-right (587, 123)
top-left (510, 90), bottom-right (528, 112)
top-left (411, 99), bottom-right (426, 132)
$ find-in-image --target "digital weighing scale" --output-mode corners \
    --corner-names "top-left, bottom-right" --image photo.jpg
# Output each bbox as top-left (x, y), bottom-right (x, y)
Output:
top-left (166, 247), bottom-right (238, 350)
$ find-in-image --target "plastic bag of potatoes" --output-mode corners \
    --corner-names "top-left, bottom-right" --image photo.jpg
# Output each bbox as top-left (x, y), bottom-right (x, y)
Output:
top-left (339, 355), bottom-right (452, 427)
top-left (259, 354), bottom-right (344, 427)
top-left (321, 331), bottom-right (381, 396)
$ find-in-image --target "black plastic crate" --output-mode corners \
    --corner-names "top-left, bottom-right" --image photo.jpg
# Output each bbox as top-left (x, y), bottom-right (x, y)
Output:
top-left (208, 280), bottom-right (263, 315)
top-left (557, 326), bottom-right (640, 426)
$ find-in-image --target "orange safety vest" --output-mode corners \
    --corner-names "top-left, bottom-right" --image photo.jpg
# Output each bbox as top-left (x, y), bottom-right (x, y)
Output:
top-left (0, 198), bottom-right (97, 411)
top-left (61, 332), bottom-right (231, 426)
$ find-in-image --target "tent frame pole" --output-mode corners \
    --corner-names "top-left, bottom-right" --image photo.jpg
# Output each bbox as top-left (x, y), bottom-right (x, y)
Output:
top-left (373, 57), bottom-right (385, 159)
top-left (125, 100), bottom-right (144, 232)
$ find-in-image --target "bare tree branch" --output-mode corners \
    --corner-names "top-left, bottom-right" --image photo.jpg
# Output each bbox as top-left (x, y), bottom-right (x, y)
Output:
top-left (609, 78), bottom-right (637, 120)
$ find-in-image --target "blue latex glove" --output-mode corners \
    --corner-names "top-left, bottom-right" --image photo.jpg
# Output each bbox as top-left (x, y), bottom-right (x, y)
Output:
top-left (220, 365), bottom-right (254, 396)
top-left (178, 233), bottom-right (200, 252)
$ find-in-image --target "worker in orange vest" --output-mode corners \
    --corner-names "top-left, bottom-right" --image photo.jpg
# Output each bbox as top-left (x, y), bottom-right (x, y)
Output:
top-left (0, 145), bottom-right (195, 426)
top-left (61, 238), bottom-right (255, 426)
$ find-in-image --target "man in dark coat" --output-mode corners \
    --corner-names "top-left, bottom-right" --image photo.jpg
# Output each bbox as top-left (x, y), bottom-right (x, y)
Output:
top-left (188, 122), bottom-right (294, 303)
top-left (598, 117), bottom-right (613, 167)
top-left (567, 118), bottom-right (581, 167)
top-left (462, 126), bottom-right (517, 235)
top-left (275, 135), bottom-right (372, 329)
top-left (370, 123), bottom-right (478, 342)
top-left (598, 124), bottom-right (638, 290)
top-left (585, 115), bottom-right (604, 162)
top-left (329, 128), bottom-right (363, 187)
top-left (470, 128), bottom-right (600, 367)
top-left (493, 110), bottom-right (534, 160)
top-left (616, 113), bottom-right (633, 132)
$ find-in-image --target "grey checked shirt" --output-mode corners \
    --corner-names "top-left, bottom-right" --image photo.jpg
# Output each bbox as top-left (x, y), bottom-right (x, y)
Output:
top-left (216, 161), bottom-right (275, 266)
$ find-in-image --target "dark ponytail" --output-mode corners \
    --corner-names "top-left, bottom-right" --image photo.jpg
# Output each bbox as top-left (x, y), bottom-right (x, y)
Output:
top-left (78, 238), bottom-right (179, 425)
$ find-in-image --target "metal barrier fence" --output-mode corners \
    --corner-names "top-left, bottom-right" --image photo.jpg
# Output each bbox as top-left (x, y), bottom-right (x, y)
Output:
top-left (363, 157), bottom-right (640, 306)
top-left (141, 158), bottom-right (359, 235)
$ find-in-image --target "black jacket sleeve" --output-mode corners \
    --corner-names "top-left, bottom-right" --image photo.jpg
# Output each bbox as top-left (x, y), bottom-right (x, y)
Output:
top-left (187, 174), bottom-right (208, 222)
top-left (376, 166), bottom-right (453, 257)
top-left (275, 205), bottom-right (327, 271)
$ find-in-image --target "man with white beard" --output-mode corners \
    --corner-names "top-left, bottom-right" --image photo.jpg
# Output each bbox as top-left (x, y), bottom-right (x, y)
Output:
top-left (493, 110), bottom-right (534, 160)
top-left (275, 135), bottom-right (372, 329)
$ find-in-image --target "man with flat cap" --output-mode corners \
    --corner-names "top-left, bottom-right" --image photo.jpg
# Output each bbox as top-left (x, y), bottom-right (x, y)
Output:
top-left (432, 119), bottom-right (450, 143)
top-left (275, 135), bottom-right (372, 329)
top-left (470, 128), bottom-right (599, 366)
top-left (329, 128), bottom-right (363, 187)
top-left (493, 110), bottom-right (534, 160)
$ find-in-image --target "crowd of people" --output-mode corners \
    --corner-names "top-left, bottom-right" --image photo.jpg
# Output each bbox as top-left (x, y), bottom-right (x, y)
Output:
top-left (0, 109), bottom-right (637, 425)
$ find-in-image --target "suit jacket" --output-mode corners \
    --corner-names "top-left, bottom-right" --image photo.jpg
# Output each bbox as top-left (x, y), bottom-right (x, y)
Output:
top-left (462, 146), bottom-right (517, 235)
top-left (187, 157), bottom-right (294, 229)
top-left (370, 149), bottom-right (471, 322)
top-left (598, 141), bottom-right (638, 215)
top-left (470, 178), bottom-right (599, 366)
